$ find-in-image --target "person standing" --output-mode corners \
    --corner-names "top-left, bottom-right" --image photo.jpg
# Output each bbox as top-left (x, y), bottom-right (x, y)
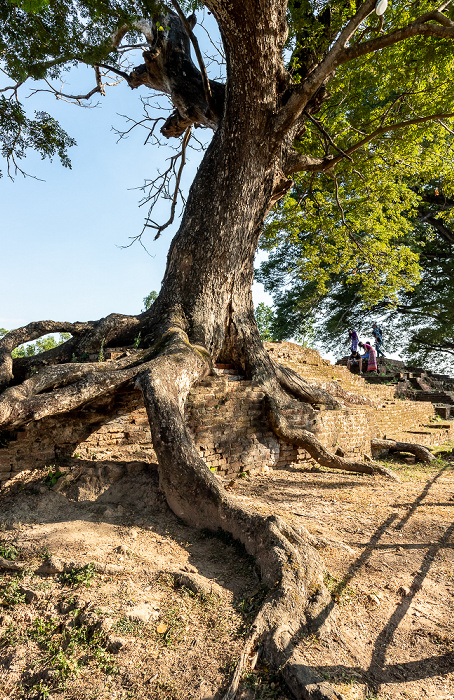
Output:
top-left (372, 323), bottom-right (385, 358)
top-left (362, 341), bottom-right (379, 373)
top-left (348, 329), bottom-right (359, 353)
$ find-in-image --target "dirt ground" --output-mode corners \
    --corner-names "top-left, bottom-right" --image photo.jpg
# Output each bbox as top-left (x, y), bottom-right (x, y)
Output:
top-left (0, 452), bottom-right (453, 700)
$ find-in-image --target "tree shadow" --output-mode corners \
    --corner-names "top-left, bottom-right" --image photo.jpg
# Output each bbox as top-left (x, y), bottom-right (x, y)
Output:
top-left (394, 463), bottom-right (451, 530)
top-left (308, 462), bottom-right (454, 691)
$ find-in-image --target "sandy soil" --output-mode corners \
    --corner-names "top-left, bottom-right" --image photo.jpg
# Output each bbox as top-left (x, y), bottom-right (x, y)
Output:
top-left (0, 453), bottom-right (453, 700)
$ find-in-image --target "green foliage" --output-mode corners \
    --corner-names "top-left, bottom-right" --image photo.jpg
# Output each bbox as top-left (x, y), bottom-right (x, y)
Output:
top-left (0, 0), bottom-right (162, 173)
top-left (43, 466), bottom-right (66, 488)
top-left (143, 290), bottom-right (158, 311)
top-left (0, 96), bottom-right (75, 177)
top-left (0, 576), bottom-right (26, 606)
top-left (259, 182), bottom-right (454, 369)
top-left (255, 303), bottom-right (278, 342)
top-left (0, 541), bottom-right (19, 560)
top-left (254, 302), bottom-right (316, 346)
top-left (59, 562), bottom-right (97, 588)
top-left (0, 330), bottom-right (71, 358)
top-left (257, 7), bottom-right (454, 357)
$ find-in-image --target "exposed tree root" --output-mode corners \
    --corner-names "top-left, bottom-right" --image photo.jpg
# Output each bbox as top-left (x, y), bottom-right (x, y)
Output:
top-left (265, 394), bottom-right (399, 480)
top-left (371, 438), bottom-right (435, 463)
top-left (0, 313), bottom-right (142, 389)
top-left (135, 332), bottom-right (346, 700)
top-left (168, 568), bottom-right (225, 597)
top-left (0, 316), bottom-right (424, 699)
top-left (272, 361), bottom-right (342, 409)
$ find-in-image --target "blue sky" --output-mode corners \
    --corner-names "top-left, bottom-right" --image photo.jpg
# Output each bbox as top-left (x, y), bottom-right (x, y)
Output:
top-left (1, 25), bottom-right (272, 332)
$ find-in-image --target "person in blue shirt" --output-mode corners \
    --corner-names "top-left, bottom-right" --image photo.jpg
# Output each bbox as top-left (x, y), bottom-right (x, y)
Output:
top-left (372, 323), bottom-right (385, 358)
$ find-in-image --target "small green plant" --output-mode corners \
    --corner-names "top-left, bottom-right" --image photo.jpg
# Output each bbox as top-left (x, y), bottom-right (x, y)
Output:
top-left (29, 616), bottom-right (60, 646)
top-left (28, 680), bottom-right (52, 699)
top-left (43, 466), bottom-right (66, 488)
top-left (323, 572), bottom-right (356, 605)
top-left (0, 577), bottom-right (26, 606)
top-left (133, 331), bottom-right (142, 349)
top-left (0, 621), bottom-right (23, 648)
top-left (88, 630), bottom-right (118, 674)
top-left (59, 563), bottom-right (97, 588)
top-left (0, 541), bottom-right (19, 560)
top-left (71, 353), bottom-right (78, 363)
top-left (98, 337), bottom-right (105, 362)
top-left (28, 615), bottom-right (118, 688)
top-left (156, 604), bottom-right (186, 647)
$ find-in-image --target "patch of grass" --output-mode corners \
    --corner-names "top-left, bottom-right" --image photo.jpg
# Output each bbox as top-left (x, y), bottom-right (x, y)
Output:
top-left (242, 665), bottom-right (284, 699)
top-left (0, 540), bottom-right (19, 560)
top-left (87, 630), bottom-right (118, 675)
top-left (28, 616), bottom-right (60, 647)
top-left (0, 576), bottom-right (26, 606)
top-left (113, 616), bottom-right (145, 636)
top-left (27, 679), bottom-right (53, 699)
top-left (156, 604), bottom-right (186, 647)
top-left (0, 621), bottom-right (23, 648)
top-left (59, 563), bottom-right (97, 588)
top-left (25, 614), bottom-right (118, 691)
top-left (150, 678), bottom-right (181, 699)
top-left (323, 572), bottom-right (356, 605)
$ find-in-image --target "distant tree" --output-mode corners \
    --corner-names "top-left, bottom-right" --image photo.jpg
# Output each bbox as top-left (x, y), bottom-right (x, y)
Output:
top-left (142, 291), bottom-right (158, 312)
top-left (254, 303), bottom-right (278, 342)
top-left (0, 329), bottom-right (71, 358)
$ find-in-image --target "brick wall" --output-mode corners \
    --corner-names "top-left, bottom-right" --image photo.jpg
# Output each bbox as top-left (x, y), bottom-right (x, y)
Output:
top-left (1, 343), bottom-right (453, 484)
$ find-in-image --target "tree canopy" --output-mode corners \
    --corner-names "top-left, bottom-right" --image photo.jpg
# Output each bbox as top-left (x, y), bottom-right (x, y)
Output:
top-left (257, 183), bottom-right (454, 369)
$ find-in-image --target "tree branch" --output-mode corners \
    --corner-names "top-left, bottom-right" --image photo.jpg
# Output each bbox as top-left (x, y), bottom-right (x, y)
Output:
top-left (338, 19), bottom-right (454, 66)
top-left (274, 4), bottom-right (454, 139)
top-left (273, 0), bottom-right (377, 136)
top-left (284, 111), bottom-right (454, 175)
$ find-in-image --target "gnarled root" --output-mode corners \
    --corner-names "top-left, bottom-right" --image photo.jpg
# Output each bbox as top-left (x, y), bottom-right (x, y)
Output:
top-left (371, 438), bottom-right (435, 463)
top-left (266, 393), bottom-right (398, 480)
top-left (136, 333), bottom-right (344, 700)
top-left (272, 361), bottom-right (342, 410)
top-left (0, 313), bottom-right (142, 390)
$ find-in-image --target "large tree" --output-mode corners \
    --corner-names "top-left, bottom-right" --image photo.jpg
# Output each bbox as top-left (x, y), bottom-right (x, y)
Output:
top-left (1, 0), bottom-right (453, 696)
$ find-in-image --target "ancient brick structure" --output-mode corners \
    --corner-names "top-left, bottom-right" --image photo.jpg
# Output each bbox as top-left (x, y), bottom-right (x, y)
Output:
top-left (1, 343), bottom-right (453, 484)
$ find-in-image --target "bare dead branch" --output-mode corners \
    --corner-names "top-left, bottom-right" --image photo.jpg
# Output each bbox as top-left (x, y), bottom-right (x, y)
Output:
top-left (28, 77), bottom-right (102, 104)
top-left (96, 63), bottom-right (131, 82)
top-left (121, 126), bottom-right (192, 247)
top-left (169, 0), bottom-right (215, 117)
